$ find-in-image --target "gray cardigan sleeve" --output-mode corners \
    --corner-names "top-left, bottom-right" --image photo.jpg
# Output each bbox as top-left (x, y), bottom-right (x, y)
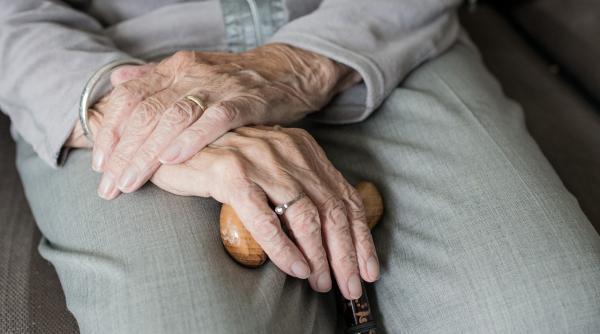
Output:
top-left (270, 0), bottom-right (462, 123)
top-left (0, 0), bottom-right (134, 167)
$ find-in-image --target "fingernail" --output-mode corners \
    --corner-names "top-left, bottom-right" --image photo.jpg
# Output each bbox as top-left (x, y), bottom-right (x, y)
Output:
top-left (291, 261), bottom-right (310, 279)
top-left (98, 174), bottom-right (116, 199)
top-left (347, 274), bottom-right (362, 300)
top-left (367, 256), bottom-right (380, 281)
top-left (92, 150), bottom-right (105, 172)
top-left (316, 272), bottom-right (332, 292)
top-left (159, 144), bottom-right (182, 163)
top-left (118, 167), bottom-right (138, 190)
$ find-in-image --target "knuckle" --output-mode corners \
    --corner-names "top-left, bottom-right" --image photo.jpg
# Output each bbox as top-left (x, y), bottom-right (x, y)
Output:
top-left (321, 196), bottom-right (346, 216)
top-left (165, 100), bottom-right (196, 125)
top-left (320, 197), bottom-right (350, 231)
top-left (182, 126), bottom-right (209, 143)
top-left (334, 251), bottom-right (359, 269)
top-left (113, 83), bottom-right (143, 106)
top-left (251, 215), bottom-right (282, 244)
top-left (218, 151), bottom-right (249, 179)
top-left (347, 187), bottom-right (365, 210)
top-left (270, 241), bottom-right (293, 262)
top-left (110, 67), bottom-right (127, 83)
top-left (351, 206), bottom-right (368, 226)
top-left (172, 50), bottom-right (192, 60)
top-left (142, 96), bottom-right (166, 113)
top-left (110, 84), bottom-right (128, 98)
top-left (243, 136), bottom-right (269, 150)
top-left (346, 189), bottom-right (367, 222)
top-left (237, 69), bottom-right (267, 83)
top-left (210, 101), bottom-right (239, 124)
top-left (326, 166), bottom-right (345, 184)
top-left (269, 130), bottom-right (297, 150)
top-left (169, 50), bottom-right (196, 66)
top-left (290, 207), bottom-right (321, 239)
top-left (131, 99), bottom-right (163, 128)
top-left (310, 251), bottom-right (328, 268)
top-left (224, 74), bottom-right (246, 89)
top-left (223, 151), bottom-right (244, 169)
top-left (108, 150), bottom-right (130, 167)
top-left (330, 218), bottom-right (351, 235)
top-left (241, 137), bottom-right (275, 160)
top-left (296, 219), bottom-right (321, 242)
top-left (353, 223), bottom-right (373, 247)
top-left (121, 129), bottom-right (148, 145)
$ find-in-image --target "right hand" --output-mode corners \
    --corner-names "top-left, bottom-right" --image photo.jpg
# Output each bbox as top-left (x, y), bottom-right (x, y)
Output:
top-left (151, 126), bottom-right (380, 300)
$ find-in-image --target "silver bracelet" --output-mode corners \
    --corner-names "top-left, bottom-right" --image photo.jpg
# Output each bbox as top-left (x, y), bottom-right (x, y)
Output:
top-left (78, 58), bottom-right (146, 143)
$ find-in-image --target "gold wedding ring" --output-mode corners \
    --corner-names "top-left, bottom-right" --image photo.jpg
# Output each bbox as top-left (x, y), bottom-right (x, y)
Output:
top-left (184, 95), bottom-right (208, 113)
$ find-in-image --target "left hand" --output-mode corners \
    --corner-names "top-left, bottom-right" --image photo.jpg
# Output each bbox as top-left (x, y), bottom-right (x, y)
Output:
top-left (66, 63), bottom-right (156, 148)
top-left (92, 44), bottom-right (360, 200)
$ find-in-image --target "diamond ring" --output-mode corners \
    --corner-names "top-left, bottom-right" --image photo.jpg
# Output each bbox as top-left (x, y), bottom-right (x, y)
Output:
top-left (274, 192), bottom-right (306, 216)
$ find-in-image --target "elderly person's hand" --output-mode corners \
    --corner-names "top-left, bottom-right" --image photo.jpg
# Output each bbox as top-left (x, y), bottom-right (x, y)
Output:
top-left (91, 44), bottom-right (361, 200)
top-left (68, 112), bottom-right (379, 300)
top-left (66, 63), bottom-right (156, 148)
top-left (152, 126), bottom-right (380, 300)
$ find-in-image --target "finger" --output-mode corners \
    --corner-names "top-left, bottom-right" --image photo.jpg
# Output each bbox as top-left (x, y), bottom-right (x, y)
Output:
top-left (65, 109), bottom-right (104, 148)
top-left (98, 88), bottom-right (180, 199)
top-left (110, 63), bottom-right (157, 86)
top-left (92, 69), bottom-right (173, 172)
top-left (315, 193), bottom-right (362, 300)
top-left (300, 147), bottom-right (363, 298)
top-left (232, 126), bottom-right (362, 299)
top-left (253, 174), bottom-right (331, 293)
top-left (150, 148), bottom-right (217, 197)
top-left (280, 195), bottom-right (332, 293)
top-left (339, 181), bottom-right (379, 282)
top-left (230, 183), bottom-right (311, 280)
top-left (290, 127), bottom-right (379, 282)
top-left (159, 97), bottom-right (250, 164)
top-left (116, 92), bottom-right (206, 193)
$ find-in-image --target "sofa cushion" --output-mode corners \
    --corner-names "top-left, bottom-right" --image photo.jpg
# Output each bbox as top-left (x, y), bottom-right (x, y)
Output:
top-left (461, 5), bottom-right (600, 232)
top-left (508, 0), bottom-right (600, 104)
top-left (0, 114), bottom-right (79, 333)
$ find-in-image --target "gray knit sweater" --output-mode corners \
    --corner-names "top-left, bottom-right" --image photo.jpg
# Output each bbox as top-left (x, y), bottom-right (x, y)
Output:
top-left (0, 0), bottom-right (461, 167)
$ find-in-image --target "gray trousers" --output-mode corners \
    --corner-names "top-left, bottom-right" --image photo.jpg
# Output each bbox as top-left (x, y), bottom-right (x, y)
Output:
top-left (16, 42), bottom-right (600, 333)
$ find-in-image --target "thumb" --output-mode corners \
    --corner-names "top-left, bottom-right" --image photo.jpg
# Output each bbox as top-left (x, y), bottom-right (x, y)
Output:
top-left (65, 110), bottom-right (105, 149)
top-left (110, 63), bottom-right (157, 86)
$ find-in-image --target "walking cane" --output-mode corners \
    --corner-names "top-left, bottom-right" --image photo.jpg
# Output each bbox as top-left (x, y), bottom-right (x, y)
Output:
top-left (219, 181), bottom-right (383, 333)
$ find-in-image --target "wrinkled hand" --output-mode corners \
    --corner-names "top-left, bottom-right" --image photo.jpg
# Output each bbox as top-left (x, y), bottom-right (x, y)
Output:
top-left (91, 44), bottom-right (360, 200)
top-left (66, 63), bottom-right (156, 148)
top-left (151, 126), bottom-right (379, 300)
top-left (67, 68), bottom-right (378, 300)
top-left (69, 115), bottom-right (379, 299)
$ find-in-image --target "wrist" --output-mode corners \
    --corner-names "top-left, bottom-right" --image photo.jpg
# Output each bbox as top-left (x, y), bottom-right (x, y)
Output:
top-left (255, 43), bottom-right (361, 111)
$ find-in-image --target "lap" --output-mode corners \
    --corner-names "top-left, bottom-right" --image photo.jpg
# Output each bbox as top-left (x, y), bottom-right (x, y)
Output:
top-left (16, 142), bottom-right (335, 333)
top-left (16, 41), bottom-right (600, 333)
top-left (306, 41), bottom-right (600, 332)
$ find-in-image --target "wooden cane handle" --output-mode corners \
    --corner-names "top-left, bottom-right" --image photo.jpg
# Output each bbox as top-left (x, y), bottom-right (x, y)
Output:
top-left (219, 181), bottom-right (383, 267)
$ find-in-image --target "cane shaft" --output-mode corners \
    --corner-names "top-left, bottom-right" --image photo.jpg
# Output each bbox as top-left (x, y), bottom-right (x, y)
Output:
top-left (339, 281), bottom-right (377, 334)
